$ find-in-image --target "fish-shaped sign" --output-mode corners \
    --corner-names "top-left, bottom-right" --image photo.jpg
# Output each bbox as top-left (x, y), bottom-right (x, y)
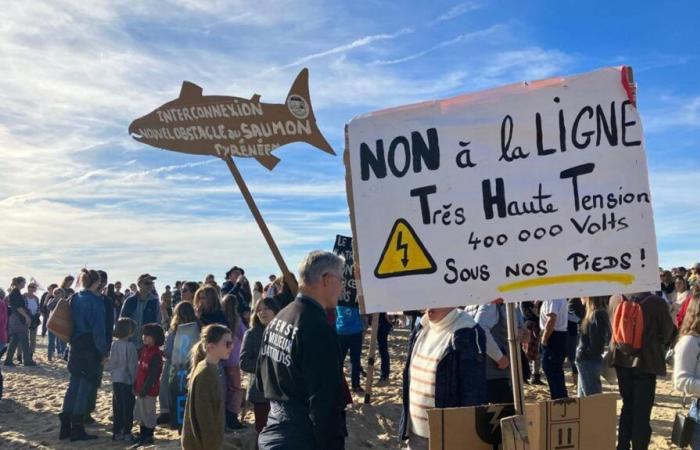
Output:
top-left (128, 68), bottom-right (334, 170)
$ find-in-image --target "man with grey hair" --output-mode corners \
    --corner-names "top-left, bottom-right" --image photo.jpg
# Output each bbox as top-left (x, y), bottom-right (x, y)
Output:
top-left (257, 251), bottom-right (346, 450)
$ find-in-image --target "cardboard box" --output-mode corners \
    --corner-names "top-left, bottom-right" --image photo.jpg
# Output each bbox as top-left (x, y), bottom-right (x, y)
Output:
top-left (523, 394), bottom-right (617, 450)
top-left (427, 404), bottom-right (515, 450)
top-left (427, 394), bottom-right (616, 450)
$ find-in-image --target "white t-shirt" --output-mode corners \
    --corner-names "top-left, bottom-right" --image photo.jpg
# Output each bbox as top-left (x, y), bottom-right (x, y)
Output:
top-left (25, 295), bottom-right (40, 315)
top-left (539, 299), bottom-right (568, 332)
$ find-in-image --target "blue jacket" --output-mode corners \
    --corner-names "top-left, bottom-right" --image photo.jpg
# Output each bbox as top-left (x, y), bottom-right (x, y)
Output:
top-left (71, 290), bottom-right (108, 357)
top-left (399, 318), bottom-right (487, 440)
top-left (335, 305), bottom-right (363, 335)
top-left (120, 292), bottom-right (160, 326)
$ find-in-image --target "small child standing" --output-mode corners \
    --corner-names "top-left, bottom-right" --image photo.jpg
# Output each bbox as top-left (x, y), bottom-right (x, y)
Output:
top-left (108, 318), bottom-right (138, 441)
top-left (132, 323), bottom-right (165, 446)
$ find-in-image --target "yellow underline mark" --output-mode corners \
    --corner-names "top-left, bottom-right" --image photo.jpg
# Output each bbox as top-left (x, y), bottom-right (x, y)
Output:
top-left (497, 273), bottom-right (636, 293)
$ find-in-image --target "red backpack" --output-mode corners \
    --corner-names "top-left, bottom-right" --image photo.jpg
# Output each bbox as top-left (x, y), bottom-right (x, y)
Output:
top-left (612, 295), bottom-right (644, 356)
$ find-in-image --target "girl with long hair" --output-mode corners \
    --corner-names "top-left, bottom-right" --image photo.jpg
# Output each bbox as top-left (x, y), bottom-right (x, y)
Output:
top-left (575, 296), bottom-right (610, 396)
top-left (241, 297), bottom-right (280, 434)
top-left (674, 290), bottom-right (700, 448)
top-left (181, 324), bottom-right (232, 450)
top-left (194, 285), bottom-right (227, 326)
top-left (164, 302), bottom-right (200, 430)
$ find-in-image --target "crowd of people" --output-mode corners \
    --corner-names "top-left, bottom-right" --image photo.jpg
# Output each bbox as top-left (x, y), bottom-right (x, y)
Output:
top-left (2, 259), bottom-right (700, 449)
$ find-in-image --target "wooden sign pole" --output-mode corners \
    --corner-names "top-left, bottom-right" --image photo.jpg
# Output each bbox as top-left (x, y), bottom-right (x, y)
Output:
top-left (224, 155), bottom-right (298, 294)
top-left (501, 302), bottom-right (530, 450)
top-left (506, 302), bottom-right (525, 414)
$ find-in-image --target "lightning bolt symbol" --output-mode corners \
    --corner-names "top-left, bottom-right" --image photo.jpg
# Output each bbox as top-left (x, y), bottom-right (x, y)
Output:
top-left (396, 231), bottom-right (409, 267)
top-left (488, 405), bottom-right (504, 433)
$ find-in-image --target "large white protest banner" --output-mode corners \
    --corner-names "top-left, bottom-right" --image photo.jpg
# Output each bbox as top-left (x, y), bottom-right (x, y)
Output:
top-left (346, 66), bottom-right (659, 313)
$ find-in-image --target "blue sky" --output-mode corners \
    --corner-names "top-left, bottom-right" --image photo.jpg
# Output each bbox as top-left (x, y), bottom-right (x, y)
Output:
top-left (0, 0), bottom-right (698, 290)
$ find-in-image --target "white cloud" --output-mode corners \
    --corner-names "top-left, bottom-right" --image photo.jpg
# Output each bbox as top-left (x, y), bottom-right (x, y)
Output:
top-left (371, 25), bottom-right (506, 66)
top-left (270, 28), bottom-right (414, 71)
top-left (430, 2), bottom-right (481, 24)
top-left (644, 94), bottom-right (700, 133)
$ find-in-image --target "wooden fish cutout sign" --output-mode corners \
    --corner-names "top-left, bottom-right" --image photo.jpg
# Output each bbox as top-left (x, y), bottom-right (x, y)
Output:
top-left (128, 68), bottom-right (335, 170)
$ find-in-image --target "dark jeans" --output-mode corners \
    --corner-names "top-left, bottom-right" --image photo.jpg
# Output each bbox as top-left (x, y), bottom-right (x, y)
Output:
top-left (62, 374), bottom-right (95, 416)
top-left (112, 382), bottom-right (135, 435)
top-left (5, 330), bottom-right (32, 365)
top-left (542, 331), bottom-right (568, 399)
top-left (377, 325), bottom-right (391, 379)
top-left (87, 365), bottom-right (104, 414)
top-left (486, 378), bottom-right (514, 404)
top-left (566, 332), bottom-right (578, 375)
top-left (616, 366), bottom-right (656, 450)
top-left (48, 332), bottom-right (65, 360)
top-left (41, 313), bottom-right (49, 336)
top-left (254, 401), bottom-right (271, 434)
top-left (259, 401), bottom-right (316, 449)
top-left (338, 333), bottom-right (362, 388)
top-left (577, 358), bottom-right (603, 397)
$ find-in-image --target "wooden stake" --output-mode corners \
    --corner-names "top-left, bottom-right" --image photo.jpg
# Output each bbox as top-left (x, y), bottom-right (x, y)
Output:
top-left (506, 302), bottom-right (525, 414)
top-left (363, 312), bottom-right (380, 404)
top-left (223, 155), bottom-right (298, 294)
top-left (502, 302), bottom-right (530, 449)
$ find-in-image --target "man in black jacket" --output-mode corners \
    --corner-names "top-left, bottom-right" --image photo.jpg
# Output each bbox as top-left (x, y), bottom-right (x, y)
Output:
top-left (257, 251), bottom-right (345, 450)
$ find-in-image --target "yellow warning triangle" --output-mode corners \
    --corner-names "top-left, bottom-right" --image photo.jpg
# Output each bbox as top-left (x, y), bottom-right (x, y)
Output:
top-left (374, 218), bottom-right (436, 279)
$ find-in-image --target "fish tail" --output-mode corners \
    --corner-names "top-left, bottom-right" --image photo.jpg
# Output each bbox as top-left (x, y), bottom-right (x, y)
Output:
top-left (287, 68), bottom-right (335, 155)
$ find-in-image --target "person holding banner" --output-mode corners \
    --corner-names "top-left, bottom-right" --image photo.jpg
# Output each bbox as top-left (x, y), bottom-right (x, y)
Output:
top-left (256, 251), bottom-right (346, 450)
top-left (165, 302), bottom-right (200, 430)
top-left (475, 299), bottom-right (516, 404)
top-left (399, 307), bottom-right (487, 449)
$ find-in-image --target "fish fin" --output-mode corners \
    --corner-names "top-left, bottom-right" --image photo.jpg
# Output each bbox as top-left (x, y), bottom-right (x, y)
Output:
top-left (286, 68), bottom-right (336, 156)
top-left (250, 94), bottom-right (261, 103)
top-left (255, 154), bottom-right (281, 171)
top-left (179, 81), bottom-right (203, 100)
